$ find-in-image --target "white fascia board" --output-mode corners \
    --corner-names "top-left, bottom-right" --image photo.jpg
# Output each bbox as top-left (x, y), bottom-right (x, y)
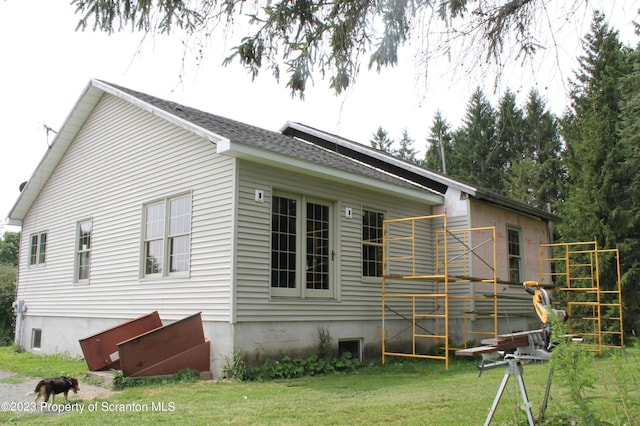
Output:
top-left (217, 140), bottom-right (443, 204)
top-left (92, 80), bottom-right (230, 146)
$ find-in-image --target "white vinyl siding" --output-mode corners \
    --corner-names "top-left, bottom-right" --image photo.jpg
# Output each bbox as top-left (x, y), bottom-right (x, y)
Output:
top-left (235, 161), bottom-right (435, 322)
top-left (16, 94), bottom-right (234, 322)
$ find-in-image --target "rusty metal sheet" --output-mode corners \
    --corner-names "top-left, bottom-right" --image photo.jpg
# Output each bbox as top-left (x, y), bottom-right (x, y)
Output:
top-left (79, 311), bottom-right (162, 371)
top-left (117, 312), bottom-right (209, 376)
top-left (127, 340), bottom-right (211, 377)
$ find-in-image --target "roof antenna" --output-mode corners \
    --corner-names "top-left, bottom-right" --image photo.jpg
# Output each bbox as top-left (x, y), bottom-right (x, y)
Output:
top-left (44, 125), bottom-right (57, 148)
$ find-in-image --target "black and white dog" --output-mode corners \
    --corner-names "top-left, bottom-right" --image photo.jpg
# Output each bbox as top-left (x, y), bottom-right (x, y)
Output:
top-left (34, 376), bottom-right (80, 404)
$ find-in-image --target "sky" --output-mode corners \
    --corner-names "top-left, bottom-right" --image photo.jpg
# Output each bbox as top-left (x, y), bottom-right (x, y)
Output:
top-left (1, 0), bottom-right (638, 234)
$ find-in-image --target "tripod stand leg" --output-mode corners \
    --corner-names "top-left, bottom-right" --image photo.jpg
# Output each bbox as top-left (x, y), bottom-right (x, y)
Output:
top-left (516, 369), bottom-right (535, 426)
top-left (484, 368), bottom-right (511, 426)
top-left (540, 366), bottom-right (554, 421)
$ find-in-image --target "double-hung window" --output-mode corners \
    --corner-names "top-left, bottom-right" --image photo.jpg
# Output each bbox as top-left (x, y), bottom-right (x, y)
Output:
top-left (29, 232), bottom-right (47, 266)
top-left (271, 193), bottom-right (333, 298)
top-left (362, 210), bottom-right (384, 278)
top-left (76, 220), bottom-right (92, 282)
top-left (143, 194), bottom-right (192, 277)
top-left (507, 226), bottom-right (522, 283)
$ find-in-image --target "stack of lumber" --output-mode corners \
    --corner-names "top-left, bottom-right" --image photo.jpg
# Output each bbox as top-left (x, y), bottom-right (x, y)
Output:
top-left (455, 330), bottom-right (540, 357)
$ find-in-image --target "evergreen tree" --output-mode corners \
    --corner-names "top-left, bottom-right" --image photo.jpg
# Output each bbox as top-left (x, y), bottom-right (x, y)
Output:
top-left (559, 12), bottom-right (630, 245)
top-left (396, 129), bottom-right (419, 164)
top-left (369, 127), bottom-right (395, 154)
top-left (612, 42), bottom-right (640, 336)
top-left (558, 12), bottom-right (636, 337)
top-left (70, 1), bottom-right (609, 97)
top-left (523, 90), bottom-right (564, 210)
top-left (495, 90), bottom-right (525, 198)
top-left (504, 90), bottom-right (564, 210)
top-left (450, 87), bottom-right (501, 191)
top-left (496, 89), bottom-right (525, 165)
top-left (424, 111), bottom-right (453, 174)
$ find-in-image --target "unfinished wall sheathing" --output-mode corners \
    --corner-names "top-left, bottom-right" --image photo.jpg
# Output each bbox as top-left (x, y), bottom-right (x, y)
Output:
top-left (539, 241), bottom-right (624, 351)
top-left (381, 214), bottom-right (500, 370)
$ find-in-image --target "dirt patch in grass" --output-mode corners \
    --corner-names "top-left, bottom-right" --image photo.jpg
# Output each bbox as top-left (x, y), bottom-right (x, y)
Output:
top-left (0, 370), bottom-right (117, 406)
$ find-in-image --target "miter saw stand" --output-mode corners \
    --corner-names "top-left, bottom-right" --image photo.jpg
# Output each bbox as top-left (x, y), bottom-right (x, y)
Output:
top-left (455, 330), bottom-right (554, 425)
top-left (483, 281), bottom-right (575, 425)
top-left (483, 342), bottom-right (553, 426)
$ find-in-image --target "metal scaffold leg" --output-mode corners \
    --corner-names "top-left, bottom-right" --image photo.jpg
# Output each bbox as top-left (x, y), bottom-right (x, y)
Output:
top-left (484, 355), bottom-right (535, 426)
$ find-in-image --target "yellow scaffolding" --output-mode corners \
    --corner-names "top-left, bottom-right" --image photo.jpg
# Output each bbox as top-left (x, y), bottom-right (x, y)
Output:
top-left (539, 241), bottom-right (624, 352)
top-left (381, 214), bottom-right (500, 369)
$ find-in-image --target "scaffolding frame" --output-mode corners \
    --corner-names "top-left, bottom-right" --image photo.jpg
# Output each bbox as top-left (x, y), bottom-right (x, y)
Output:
top-left (539, 241), bottom-right (624, 351)
top-left (381, 214), bottom-right (500, 370)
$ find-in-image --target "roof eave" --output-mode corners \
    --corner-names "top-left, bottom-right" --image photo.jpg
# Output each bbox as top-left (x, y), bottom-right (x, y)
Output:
top-left (217, 140), bottom-right (443, 205)
top-left (281, 121), bottom-right (560, 223)
top-left (471, 189), bottom-right (560, 222)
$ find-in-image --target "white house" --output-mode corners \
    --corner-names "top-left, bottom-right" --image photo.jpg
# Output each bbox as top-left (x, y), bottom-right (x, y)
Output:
top-left (7, 80), bottom-right (558, 375)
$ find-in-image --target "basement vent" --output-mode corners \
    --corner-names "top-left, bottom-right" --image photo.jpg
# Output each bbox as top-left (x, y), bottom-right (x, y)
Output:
top-left (31, 328), bottom-right (42, 349)
top-left (338, 338), bottom-right (362, 362)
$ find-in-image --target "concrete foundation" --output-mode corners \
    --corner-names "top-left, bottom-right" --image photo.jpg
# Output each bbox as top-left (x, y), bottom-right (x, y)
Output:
top-left (16, 314), bottom-right (535, 378)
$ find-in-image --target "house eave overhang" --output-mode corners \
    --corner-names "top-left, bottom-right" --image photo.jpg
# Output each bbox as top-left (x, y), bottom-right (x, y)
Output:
top-left (217, 140), bottom-right (443, 205)
top-left (281, 121), bottom-right (560, 223)
top-left (470, 190), bottom-right (560, 222)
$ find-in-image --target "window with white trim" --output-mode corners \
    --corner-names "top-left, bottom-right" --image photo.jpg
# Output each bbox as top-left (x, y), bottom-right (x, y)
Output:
top-left (362, 210), bottom-right (384, 277)
top-left (507, 226), bottom-right (522, 283)
top-left (271, 193), bottom-right (333, 297)
top-left (143, 194), bottom-right (192, 277)
top-left (29, 232), bottom-right (47, 265)
top-left (76, 220), bottom-right (92, 282)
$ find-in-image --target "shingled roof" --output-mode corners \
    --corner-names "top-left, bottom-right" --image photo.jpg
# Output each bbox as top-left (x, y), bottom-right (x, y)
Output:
top-left (8, 80), bottom-right (443, 224)
top-left (103, 81), bottom-right (442, 196)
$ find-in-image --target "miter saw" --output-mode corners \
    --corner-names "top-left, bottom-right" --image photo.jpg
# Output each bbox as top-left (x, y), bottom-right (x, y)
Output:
top-left (521, 280), bottom-right (568, 355)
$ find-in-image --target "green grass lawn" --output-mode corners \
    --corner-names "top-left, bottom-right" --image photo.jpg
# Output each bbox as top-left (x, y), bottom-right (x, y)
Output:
top-left (0, 345), bottom-right (638, 425)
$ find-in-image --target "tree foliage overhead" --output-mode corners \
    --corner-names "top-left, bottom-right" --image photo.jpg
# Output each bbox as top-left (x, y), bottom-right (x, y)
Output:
top-left (70, 0), bottom-right (600, 96)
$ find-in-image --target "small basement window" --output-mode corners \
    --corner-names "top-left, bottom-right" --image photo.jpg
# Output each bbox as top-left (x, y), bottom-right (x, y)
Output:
top-left (338, 338), bottom-right (362, 362)
top-left (31, 329), bottom-right (42, 349)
